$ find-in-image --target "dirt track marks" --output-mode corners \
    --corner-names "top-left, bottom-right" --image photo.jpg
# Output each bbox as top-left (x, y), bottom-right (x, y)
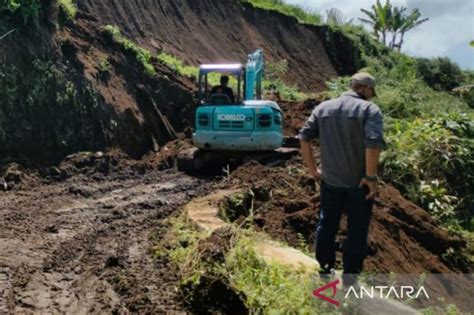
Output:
top-left (0, 170), bottom-right (205, 314)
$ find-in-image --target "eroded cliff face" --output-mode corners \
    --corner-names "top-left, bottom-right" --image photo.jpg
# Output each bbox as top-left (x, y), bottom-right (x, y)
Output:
top-left (1, 0), bottom-right (360, 163)
top-left (76, 0), bottom-right (361, 92)
top-left (0, 2), bottom-right (195, 163)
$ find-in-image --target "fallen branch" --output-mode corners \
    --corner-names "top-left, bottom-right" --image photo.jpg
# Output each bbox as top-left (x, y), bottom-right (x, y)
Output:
top-left (0, 29), bottom-right (17, 41)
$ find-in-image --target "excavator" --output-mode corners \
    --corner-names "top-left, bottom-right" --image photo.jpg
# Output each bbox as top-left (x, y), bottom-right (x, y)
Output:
top-left (177, 50), bottom-right (298, 172)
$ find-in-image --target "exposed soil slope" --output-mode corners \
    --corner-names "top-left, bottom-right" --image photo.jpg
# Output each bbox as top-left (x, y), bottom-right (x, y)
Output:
top-left (1, 0), bottom-right (360, 163)
top-left (1, 8), bottom-right (195, 163)
top-left (76, 0), bottom-right (361, 92)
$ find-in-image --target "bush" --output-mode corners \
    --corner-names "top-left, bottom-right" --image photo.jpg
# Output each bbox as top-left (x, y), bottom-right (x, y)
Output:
top-left (325, 55), bottom-right (473, 231)
top-left (102, 25), bottom-right (156, 76)
top-left (415, 57), bottom-right (464, 92)
top-left (0, 0), bottom-right (41, 28)
top-left (58, 0), bottom-right (76, 22)
top-left (381, 114), bottom-right (474, 230)
top-left (0, 60), bottom-right (104, 160)
top-left (264, 60), bottom-right (308, 101)
top-left (157, 53), bottom-right (197, 78)
top-left (241, 0), bottom-right (322, 25)
top-left (326, 56), bottom-right (471, 120)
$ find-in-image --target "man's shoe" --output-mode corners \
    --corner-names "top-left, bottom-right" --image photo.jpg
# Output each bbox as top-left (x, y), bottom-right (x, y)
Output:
top-left (342, 273), bottom-right (358, 288)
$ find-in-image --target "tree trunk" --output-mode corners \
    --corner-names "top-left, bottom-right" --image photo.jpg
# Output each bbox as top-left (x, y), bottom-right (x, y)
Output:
top-left (391, 32), bottom-right (398, 50)
top-left (397, 31), bottom-right (405, 51)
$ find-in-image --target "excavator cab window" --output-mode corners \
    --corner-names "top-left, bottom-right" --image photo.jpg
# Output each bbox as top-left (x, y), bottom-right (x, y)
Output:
top-left (197, 64), bottom-right (244, 106)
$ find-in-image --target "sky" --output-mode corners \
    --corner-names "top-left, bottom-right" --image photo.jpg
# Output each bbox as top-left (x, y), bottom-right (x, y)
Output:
top-left (285, 0), bottom-right (474, 70)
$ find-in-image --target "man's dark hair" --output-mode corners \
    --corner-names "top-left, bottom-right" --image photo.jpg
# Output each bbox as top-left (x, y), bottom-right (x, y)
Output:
top-left (220, 75), bottom-right (229, 84)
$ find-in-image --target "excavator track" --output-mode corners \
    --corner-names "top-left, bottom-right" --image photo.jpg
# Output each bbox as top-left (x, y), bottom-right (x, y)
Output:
top-left (177, 144), bottom-right (300, 174)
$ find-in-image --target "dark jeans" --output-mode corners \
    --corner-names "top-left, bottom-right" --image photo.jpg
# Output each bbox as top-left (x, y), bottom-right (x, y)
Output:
top-left (316, 181), bottom-right (373, 278)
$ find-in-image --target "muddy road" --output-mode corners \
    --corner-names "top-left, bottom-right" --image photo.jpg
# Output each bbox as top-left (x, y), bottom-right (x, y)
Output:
top-left (0, 164), bottom-right (210, 314)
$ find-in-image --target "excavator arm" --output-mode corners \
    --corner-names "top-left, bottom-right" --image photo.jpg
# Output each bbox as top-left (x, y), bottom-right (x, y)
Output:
top-left (244, 50), bottom-right (264, 101)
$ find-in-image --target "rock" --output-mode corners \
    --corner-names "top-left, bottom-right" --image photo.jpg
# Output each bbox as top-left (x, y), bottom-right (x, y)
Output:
top-left (0, 178), bottom-right (7, 191)
top-left (251, 184), bottom-right (272, 201)
top-left (283, 200), bottom-right (310, 213)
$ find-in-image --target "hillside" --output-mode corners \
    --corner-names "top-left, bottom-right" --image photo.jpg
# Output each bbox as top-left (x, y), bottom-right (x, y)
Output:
top-left (0, 0), bottom-right (472, 313)
top-left (76, 0), bottom-right (360, 91)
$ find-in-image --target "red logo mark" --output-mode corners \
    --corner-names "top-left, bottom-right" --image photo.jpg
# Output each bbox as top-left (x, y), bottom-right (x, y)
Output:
top-left (312, 279), bottom-right (340, 307)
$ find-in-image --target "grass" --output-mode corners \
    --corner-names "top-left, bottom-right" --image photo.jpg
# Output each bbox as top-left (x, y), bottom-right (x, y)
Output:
top-left (158, 52), bottom-right (309, 101)
top-left (241, 0), bottom-right (323, 25)
top-left (157, 52), bottom-right (231, 87)
top-left (166, 216), bottom-right (336, 314)
top-left (158, 53), bottom-right (198, 78)
top-left (58, 0), bottom-right (77, 21)
top-left (102, 25), bottom-right (156, 76)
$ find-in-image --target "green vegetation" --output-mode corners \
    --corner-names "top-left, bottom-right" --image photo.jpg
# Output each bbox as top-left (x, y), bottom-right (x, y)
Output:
top-left (1, 0), bottom-right (77, 31)
top-left (98, 57), bottom-right (111, 74)
top-left (421, 304), bottom-right (462, 315)
top-left (102, 25), bottom-right (156, 76)
top-left (0, 60), bottom-right (103, 158)
top-left (326, 53), bottom-right (474, 233)
top-left (382, 115), bottom-right (473, 229)
top-left (0, 0), bottom-right (41, 29)
top-left (58, 0), bottom-right (76, 22)
top-left (324, 8), bottom-right (352, 26)
top-left (158, 52), bottom-right (308, 101)
top-left (359, 0), bottom-right (428, 50)
top-left (167, 216), bottom-right (335, 314)
top-left (237, 0), bottom-right (473, 266)
top-left (241, 0), bottom-right (322, 25)
top-left (264, 59), bottom-right (308, 101)
top-left (415, 57), bottom-right (464, 92)
top-left (97, 57), bottom-right (111, 81)
top-left (157, 52), bottom-right (229, 87)
top-left (158, 53), bottom-right (198, 79)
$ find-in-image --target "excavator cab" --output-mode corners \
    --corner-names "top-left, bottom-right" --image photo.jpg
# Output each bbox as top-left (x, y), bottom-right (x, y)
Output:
top-left (192, 50), bottom-right (284, 151)
top-left (198, 64), bottom-right (244, 105)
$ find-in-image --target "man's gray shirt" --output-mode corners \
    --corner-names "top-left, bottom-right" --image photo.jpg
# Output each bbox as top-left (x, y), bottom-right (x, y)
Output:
top-left (299, 91), bottom-right (385, 188)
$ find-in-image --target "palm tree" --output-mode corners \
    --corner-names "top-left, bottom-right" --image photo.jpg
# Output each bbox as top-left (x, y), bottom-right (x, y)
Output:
top-left (394, 8), bottom-right (429, 51)
top-left (359, 0), bottom-right (393, 46)
top-left (389, 6), bottom-right (406, 49)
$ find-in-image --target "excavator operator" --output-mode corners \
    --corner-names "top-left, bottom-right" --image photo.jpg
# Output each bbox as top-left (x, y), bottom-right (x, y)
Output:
top-left (210, 75), bottom-right (235, 103)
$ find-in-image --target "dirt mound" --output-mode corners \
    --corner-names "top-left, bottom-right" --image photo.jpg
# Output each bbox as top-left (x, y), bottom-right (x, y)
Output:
top-left (0, 163), bottom-right (41, 191)
top-left (228, 158), bottom-right (474, 310)
top-left (229, 160), bottom-right (466, 274)
top-left (280, 99), bottom-right (324, 136)
top-left (76, 0), bottom-right (361, 92)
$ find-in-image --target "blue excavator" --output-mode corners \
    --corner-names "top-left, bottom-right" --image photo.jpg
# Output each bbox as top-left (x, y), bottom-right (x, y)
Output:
top-left (177, 50), bottom-right (298, 172)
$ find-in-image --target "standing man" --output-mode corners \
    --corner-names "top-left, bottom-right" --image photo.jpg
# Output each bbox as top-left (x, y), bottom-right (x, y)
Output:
top-left (299, 72), bottom-right (385, 286)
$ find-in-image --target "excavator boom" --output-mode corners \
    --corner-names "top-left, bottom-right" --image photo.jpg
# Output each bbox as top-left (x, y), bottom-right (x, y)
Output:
top-left (244, 50), bottom-right (264, 101)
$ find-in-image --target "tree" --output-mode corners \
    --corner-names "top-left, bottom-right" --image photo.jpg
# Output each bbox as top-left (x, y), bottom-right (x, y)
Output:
top-left (389, 6), bottom-right (406, 49)
top-left (360, 1), bottom-right (428, 50)
top-left (325, 8), bottom-right (352, 26)
top-left (359, 0), bottom-right (392, 46)
top-left (393, 8), bottom-right (428, 51)
top-left (470, 40), bottom-right (474, 48)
